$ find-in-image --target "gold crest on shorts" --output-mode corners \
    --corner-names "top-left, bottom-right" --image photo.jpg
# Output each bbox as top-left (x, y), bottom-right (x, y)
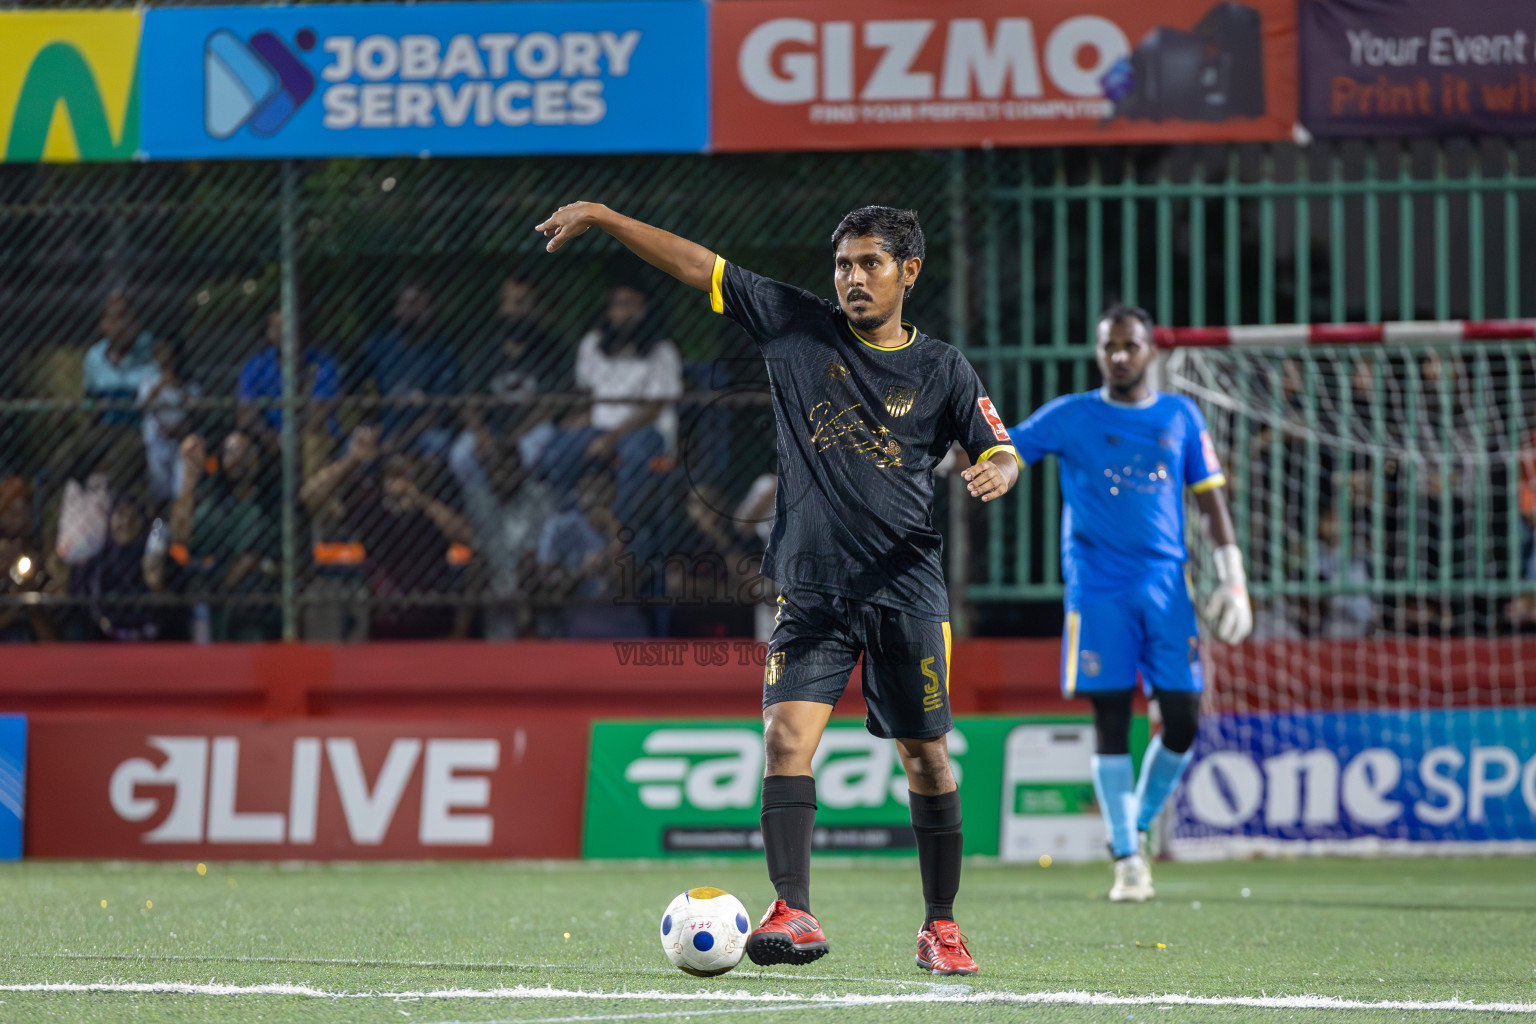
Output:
top-left (764, 650), bottom-right (786, 687)
top-left (884, 385), bottom-right (917, 417)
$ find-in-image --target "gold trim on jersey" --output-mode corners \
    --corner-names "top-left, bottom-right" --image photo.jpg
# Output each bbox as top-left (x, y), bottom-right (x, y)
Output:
top-left (847, 321), bottom-right (916, 352)
top-left (709, 255), bottom-right (726, 314)
top-left (976, 444), bottom-right (1022, 469)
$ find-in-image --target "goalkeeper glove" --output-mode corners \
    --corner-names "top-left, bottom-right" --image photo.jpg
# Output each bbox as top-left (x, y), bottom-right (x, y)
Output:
top-left (1204, 544), bottom-right (1252, 644)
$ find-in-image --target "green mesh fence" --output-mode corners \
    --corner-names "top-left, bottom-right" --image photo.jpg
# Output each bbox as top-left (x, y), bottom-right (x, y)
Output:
top-left (3, 139), bottom-right (1534, 644)
top-left (0, 151), bottom-right (960, 642)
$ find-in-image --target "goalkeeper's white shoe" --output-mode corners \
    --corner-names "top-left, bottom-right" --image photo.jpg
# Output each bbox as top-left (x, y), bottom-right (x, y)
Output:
top-left (1109, 853), bottom-right (1155, 903)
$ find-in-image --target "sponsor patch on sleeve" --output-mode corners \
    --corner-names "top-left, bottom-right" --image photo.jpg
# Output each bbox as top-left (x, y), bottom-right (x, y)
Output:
top-left (978, 397), bottom-right (1009, 442)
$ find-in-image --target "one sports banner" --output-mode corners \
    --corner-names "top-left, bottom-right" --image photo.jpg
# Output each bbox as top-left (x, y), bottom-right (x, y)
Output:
top-left (0, 11), bottom-right (141, 162)
top-left (582, 716), bottom-right (1146, 860)
top-left (1300, 0), bottom-right (1536, 138)
top-left (139, 1), bottom-right (707, 160)
top-left (0, 716), bottom-right (25, 860)
top-left (26, 716), bottom-right (589, 859)
top-left (710, 0), bottom-right (1296, 152)
top-left (1169, 709), bottom-right (1536, 857)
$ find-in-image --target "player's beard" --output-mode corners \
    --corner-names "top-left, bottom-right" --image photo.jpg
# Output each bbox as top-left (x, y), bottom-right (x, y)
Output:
top-left (845, 304), bottom-right (892, 333)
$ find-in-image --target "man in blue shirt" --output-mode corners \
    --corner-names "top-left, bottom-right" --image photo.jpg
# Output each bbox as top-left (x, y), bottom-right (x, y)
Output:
top-left (1008, 305), bottom-right (1251, 902)
top-left (236, 310), bottom-right (341, 447)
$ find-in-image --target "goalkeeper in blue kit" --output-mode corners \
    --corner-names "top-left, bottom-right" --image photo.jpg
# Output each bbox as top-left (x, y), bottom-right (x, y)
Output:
top-left (1007, 305), bottom-right (1252, 901)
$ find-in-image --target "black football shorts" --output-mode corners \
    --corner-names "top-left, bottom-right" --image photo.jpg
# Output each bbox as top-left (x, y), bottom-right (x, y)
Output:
top-left (762, 587), bottom-right (952, 740)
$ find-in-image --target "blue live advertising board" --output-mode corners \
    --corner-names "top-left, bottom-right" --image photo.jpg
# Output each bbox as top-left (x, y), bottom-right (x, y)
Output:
top-left (1169, 709), bottom-right (1536, 856)
top-left (140, 1), bottom-right (707, 159)
top-left (0, 715), bottom-right (24, 860)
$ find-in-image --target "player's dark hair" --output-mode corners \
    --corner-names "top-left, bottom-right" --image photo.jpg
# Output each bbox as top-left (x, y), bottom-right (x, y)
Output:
top-left (1099, 303), bottom-right (1154, 337)
top-left (831, 206), bottom-right (926, 296)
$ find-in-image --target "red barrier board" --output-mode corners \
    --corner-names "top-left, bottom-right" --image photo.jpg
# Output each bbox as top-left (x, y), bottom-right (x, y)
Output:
top-left (711, 0), bottom-right (1296, 152)
top-left (26, 716), bottom-right (588, 859)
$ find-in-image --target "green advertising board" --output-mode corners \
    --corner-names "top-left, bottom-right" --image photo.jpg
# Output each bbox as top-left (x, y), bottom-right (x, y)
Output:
top-left (582, 716), bottom-right (1147, 859)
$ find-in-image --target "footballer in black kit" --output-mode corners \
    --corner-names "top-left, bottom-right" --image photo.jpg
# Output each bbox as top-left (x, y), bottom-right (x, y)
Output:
top-left (538, 201), bottom-right (1019, 977)
top-left (713, 258), bottom-right (1016, 739)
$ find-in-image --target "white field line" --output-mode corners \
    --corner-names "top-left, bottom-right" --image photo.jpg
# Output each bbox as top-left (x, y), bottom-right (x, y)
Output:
top-left (0, 982), bottom-right (1533, 1013)
top-left (13, 953), bottom-right (912, 986)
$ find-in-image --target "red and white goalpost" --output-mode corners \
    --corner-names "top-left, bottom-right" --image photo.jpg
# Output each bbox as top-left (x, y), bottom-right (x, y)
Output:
top-left (1155, 323), bottom-right (1536, 858)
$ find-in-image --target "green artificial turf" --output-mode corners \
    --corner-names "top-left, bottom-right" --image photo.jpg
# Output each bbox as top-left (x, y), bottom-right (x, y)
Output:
top-left (0, 857), bottom-right (1531, 1023)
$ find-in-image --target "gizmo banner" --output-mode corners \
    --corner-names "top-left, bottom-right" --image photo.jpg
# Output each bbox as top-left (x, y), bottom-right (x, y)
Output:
top-left (710, 0), bottom-right (1296, 152)
top-left (140, 1), bottom-right (707, 160)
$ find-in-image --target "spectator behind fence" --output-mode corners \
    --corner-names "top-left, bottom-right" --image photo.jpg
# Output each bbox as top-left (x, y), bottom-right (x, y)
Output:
top-left (70, 491), bottom-right (167, 641)
top-left (1309, 506), bottom-right (1374, 638)
top-left (138, 338), bottom-right (201, 504)
top-left (449, 430), bottom-right (555, 640)
top-left (355, 278), bottom-right (460, 457)
top-left (536, 282), bottom-right (682, 569)
top-left (324, 445), bottom-right (473, 640)
top-left (0, 477), bottom-right (60, 642)
top-left (83, 289), bottom-right (158, 421)
top-left (461, 274), bottom-right (572, 471)
top-left (171, 432), bottom-right (280, 640)
top-left (534, 465), bottom-right (646, 639)
top-left (236, 309), bottom-right (341, 451)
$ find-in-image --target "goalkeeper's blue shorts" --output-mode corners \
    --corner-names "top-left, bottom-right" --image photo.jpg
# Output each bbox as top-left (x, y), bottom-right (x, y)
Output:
top-left (1060, 562), bottom-right (1204, 697)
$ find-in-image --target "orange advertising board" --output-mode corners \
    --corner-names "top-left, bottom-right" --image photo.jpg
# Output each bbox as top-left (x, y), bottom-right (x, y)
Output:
top-left (710, 0), bottom-right (1296, 151)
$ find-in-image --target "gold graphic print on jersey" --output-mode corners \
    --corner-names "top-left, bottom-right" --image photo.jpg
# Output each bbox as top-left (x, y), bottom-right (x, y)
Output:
top-left (808, 401), bottom-right (903, 468)
top-left (883, 385), bottom-right (917, 417)
top-left (826, 361), bottom-right (851, 381)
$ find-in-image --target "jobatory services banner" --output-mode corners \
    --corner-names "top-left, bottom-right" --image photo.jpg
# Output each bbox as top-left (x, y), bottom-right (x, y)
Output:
top-left (139, 1), bottom-right (708, 160)
top-left (582, 716), bottom-right (1147, 860)
top-left (27, 717), bottom-right (589, 859)
top-left (1169, 709), bottom-right (1536, 857)
top-left (0, 11), bottom-right (141, 162)
top-left (1300, 0), bottom-right (1536, 138)
top-left (710, 0), bottom-right (1296, 152)
top-left (0, 716), bottom-right (25, 861)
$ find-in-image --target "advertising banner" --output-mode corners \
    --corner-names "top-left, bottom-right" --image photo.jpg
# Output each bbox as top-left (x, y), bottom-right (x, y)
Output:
top-left (27, 716), bottom-right (588, 859)
top-left (1300, 0), bottom-right (1536, 138)
top-left (0, 11), bottom-right (141, 162)
top-left (0, 716), bottom-right (24, 860)
top-left (140, 1), bottom-right (707, 160)
top-left (583, 716), bottom-right (1145, 860)
top-left (1169, 709), bottom-right (1536, 857)
top-left (710, 0), bottom-right (1296, 152)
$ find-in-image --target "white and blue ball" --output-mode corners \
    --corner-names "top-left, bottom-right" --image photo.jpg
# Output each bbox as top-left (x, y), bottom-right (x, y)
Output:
top-left (659, 887), bottom-right (750, 977)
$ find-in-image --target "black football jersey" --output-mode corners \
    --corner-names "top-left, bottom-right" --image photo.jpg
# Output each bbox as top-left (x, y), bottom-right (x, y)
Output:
top-left (711, 257), bottom-right (1018, 621)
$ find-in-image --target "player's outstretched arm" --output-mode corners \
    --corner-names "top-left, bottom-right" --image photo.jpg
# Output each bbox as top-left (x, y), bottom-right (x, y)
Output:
top-left (1195, 486), bottom-right (1252, 644)
top-left (536, 202), bottom-right (716, 292)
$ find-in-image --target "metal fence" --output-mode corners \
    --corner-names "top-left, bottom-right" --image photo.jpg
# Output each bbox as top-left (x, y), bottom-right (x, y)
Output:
top-left (2, 139), bottom-right (1534, 643)
top-left (0, 150), bottom-right (962, 642)
top-left (969, 138), bottom-right (1536, 612)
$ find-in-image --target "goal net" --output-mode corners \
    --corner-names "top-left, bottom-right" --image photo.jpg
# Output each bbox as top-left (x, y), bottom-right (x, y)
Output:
top-left (1161, 334), bottom-right (1536, 857)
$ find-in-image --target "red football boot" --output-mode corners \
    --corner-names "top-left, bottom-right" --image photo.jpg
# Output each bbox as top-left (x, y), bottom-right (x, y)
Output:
top-left (745, 899), bottom-right (829, 966)
top-left (915, 920), bottom-right (978, 975)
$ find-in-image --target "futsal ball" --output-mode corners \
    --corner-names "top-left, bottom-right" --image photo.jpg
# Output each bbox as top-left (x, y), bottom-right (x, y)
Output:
top-left (659, 887), bottom-right (751, 977)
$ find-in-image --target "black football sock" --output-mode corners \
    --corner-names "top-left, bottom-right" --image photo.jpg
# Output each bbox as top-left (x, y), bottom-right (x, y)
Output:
top-left (760, 774), bottom-right (817, 914)
top-left (909, 789), bottom-right (963, 928)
